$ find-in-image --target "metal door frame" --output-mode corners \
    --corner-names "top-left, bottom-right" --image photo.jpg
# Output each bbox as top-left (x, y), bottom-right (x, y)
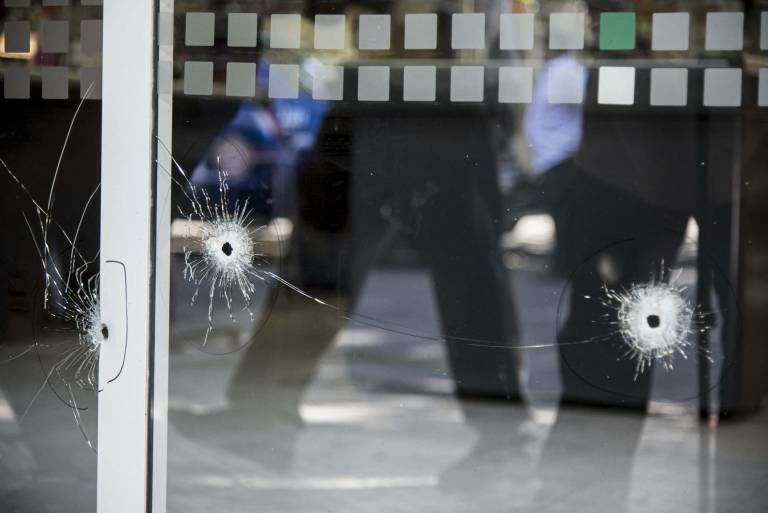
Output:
top-left (98, 1), bottom-right (171, 512)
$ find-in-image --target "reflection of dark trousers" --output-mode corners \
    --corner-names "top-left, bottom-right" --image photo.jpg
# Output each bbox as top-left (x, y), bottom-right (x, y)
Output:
top-left (556, 170), bottom-right (690, 407)
top-left (536, 158), bottom-right (579, 276)
top-left (553, 172), bottom-right (740, 412)
top-left (230, 110), bottom-right (521, 402)
top-left (347, 112), bottom-right (521, 398)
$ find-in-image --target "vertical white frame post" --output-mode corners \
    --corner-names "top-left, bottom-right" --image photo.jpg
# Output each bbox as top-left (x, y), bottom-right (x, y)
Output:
top-left (152, 0), bottom-right (174, 511)
top-left (98, 1), bottom-right (168, 513)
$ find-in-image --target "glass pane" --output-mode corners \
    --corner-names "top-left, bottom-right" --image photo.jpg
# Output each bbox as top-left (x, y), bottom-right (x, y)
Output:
top-left (1, 1), bottom-right (102, 511)
top-left (162, 1), bottom-right (768, 512)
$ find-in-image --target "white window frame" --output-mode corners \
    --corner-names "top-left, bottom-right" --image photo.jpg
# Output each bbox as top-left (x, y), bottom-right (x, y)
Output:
top-left (98, 1), bottom-right (171, 512)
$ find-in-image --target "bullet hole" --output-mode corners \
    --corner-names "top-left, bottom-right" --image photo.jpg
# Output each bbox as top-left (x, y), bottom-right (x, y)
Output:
top-left (607, 277), bottom-right (698, 378)
top-left (221, 241), bottom-right (233, 256)
top-left (100, 323), bottom-right (109, 341)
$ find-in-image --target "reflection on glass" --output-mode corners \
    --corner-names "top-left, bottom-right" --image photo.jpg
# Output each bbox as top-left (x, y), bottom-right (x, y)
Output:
top-left (163, 1), bottom-right (768, 512)
top-left (1, 2), bottom-right (103, 509)
top-left (4, 0), bottom-right (767, 511)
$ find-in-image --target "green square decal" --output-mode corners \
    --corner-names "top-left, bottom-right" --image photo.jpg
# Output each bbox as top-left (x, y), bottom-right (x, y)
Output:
top-left (600, 12), bottom-right (635, 50)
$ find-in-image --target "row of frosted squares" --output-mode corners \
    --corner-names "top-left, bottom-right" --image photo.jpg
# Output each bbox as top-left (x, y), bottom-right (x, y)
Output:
top-left (183, 61), bottom-right (768, 107)
top-left (187, 11), bottom-right (768, 51)
top-left (3, 66), bottom-right (102, 99)
top-left (1, 19), bottom-right (102, 53)
top-left (597, 67), bottom-right (747, 106)
top-left (649, 12), bottom-right (745, 51)
top-left (4, 0), bottom-right (101, 5)
top-left (206, 12), bottom-right (540, 50)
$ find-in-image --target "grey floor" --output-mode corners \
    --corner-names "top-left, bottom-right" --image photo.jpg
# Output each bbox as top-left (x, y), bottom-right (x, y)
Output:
top-left (1, 268), bottom-right (766, 512)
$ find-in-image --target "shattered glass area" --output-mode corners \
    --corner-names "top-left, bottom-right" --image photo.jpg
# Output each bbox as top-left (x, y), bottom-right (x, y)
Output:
top-left (605, 277), bottom-right (701, 378)
top-left (163, 146), bottom-right (603, 354)
top-left (2, 2), bottom-right (768, 513)
top-left (0, 89), bottom-right (122, 453)
top-left (0, 2), bottom-right (104, 502)
top-left (178, 161), bottom-right (262, 344)
top-left (160, 3), bottom-right (768, 513)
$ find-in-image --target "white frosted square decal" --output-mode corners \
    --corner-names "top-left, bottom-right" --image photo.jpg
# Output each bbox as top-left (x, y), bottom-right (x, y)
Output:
top-left (549, 12), bottom-right (584, 50)
top-left (404, 14), bottom-right (437, 49)
top-left (4, 21), bottom-right (30, 53)
top-left (761, 12), bottom-right (768, 50)
top-left (268, 64), bottom-right (299, 99)
top-left (312, 64), bottom-right (344, 100)
top-left (547, 62), bottom-right (585, 104)
top-left (359, 14), bottom-right (390, 50)
top-left (703, 68), bottom-right (742, 107)
top-left (598, 67), bottom-right (635, 105)
top-left (652, 13), bottom-right (689, 51)
top-left (314, 15), bottom-right (345, 49)
top-left (185, 12), bottom-right (214, 47)
top-left (705, 12), bottom-right (744, 51)
top-left (228, 13), bottom-right (258, 47)
top-left (79, 66), bottom-right (101, 99)
top-left (650, 68), bottom-right (687, 106)
top-left (450, 66), bottom-right (484, 102)
top-left (184, 61), bottom-right (213, 96)
top-left (499, 13), bottom-right (534, 50)
top-left (270, 14), bottom-right (301, 49)
top-left (452, 13), bottom-right (485, 49)
top-left (4, 67), bottom-right (29, 99)
top-left (403, 66), bottom-right (436, 102)
top-left (226, 62), bottom-right (256, 97)
top-left (358, 66), bottom-right (389, 101)
top-left (498, 67), bottom-right (533, 104)
top-left (40, 20), bottom-right (69, 53)
top-left (81, 20), bottom-right (102, 54)
top-left (42, 66), bottom-right (68, 99)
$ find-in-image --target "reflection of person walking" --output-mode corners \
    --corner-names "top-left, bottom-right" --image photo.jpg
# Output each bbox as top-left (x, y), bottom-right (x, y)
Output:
top-left (523, 55), bottom-right (587, 275)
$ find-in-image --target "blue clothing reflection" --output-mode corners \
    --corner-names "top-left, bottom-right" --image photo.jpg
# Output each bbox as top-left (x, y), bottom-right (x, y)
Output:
top-left (524, 55), bottom-right (587, 174)
top-left (190, 59), bottom-right (330, 219)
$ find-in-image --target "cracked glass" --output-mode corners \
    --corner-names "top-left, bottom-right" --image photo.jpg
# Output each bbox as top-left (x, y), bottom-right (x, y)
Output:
top-left (2, 0), bottom-right (768, 512)
top-left (160, 1), bottom-right (768, 512)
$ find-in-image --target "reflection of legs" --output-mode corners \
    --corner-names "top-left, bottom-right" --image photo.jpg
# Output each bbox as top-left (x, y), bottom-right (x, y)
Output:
top-left (169, 281), bottom-right (345, 469)
top-left (557, 173), bottom-right (688, 407)
top-left (227, 144), bottom-right (387, 415)
top-left (705, 205), bottom-right (752, 415)
top-left (425, 196), bottom-right (521, 398)
top-left (530, 407), bottom-right (646, 513)
top-left (557, 175), bottom-right (651, 407)
top-left (226, 288), bottom-right (347, 419)
top-left (540, 159), bottom-right (579, 276)
top-left (406, 114), bottom-right (524, 495)
top-left (381, 110), bottom-right (523, 399)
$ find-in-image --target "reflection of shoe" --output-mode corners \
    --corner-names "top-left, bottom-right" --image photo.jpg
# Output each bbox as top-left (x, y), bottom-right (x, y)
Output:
top-left (438, 411), bottom-right (542, 506)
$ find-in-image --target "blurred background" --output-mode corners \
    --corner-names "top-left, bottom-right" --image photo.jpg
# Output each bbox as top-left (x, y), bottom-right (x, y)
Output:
top-left (2, 1), bottom-right (768, 512)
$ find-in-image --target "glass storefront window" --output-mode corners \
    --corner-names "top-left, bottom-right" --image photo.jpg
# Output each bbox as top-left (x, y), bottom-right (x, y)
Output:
top-left (1, 2), bottom-right (102, 511)
top-left (2, 1), bottom-right (768, 512)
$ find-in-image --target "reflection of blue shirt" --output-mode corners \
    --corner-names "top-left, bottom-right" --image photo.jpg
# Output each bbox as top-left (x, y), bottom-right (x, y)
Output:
top-left (189, 58), bottom-right (332, 218)
top-left (257, 59), bottom-right (329, 151)
top-left (524, 56), bottom-right (587, 174)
